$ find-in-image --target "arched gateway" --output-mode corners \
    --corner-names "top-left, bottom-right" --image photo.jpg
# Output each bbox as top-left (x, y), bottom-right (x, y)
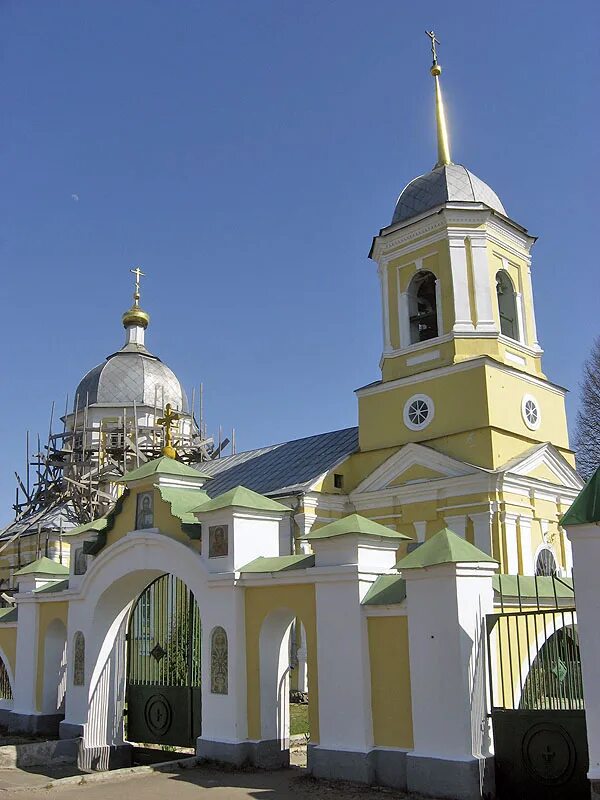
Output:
top-left (126, 574), bottom-right (202, 747)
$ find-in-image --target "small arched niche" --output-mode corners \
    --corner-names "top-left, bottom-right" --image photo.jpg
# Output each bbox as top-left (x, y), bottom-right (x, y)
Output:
top-left (408, 271), bottom-right (439, 344)
top-left (496, 270), bottom-right (519, 340)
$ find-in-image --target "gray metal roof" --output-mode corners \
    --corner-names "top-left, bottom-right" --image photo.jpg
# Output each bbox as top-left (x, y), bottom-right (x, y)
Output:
top-left (197, 427), bottom-right (359, 498)
top-left (0, 502), bottom-right (81, 540)
top-left (75, 347), bottom-right (187, 411)
top-left (392, 164), bottom-right (506, 225)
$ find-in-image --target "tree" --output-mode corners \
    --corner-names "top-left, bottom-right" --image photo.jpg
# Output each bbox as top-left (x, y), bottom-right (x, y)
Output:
top-left (575, 337), bottom-right (600, 480)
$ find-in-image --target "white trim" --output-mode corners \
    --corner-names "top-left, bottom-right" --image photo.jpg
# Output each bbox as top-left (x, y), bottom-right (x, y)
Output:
top-left (406, 349), bottom-right (440, 366)
top-left (356, 356), bottom-right (566, 399)
top-left (403, 394), bottom-right (434, 431)
top-left (505, 351), bottom-right (526, 366)
top-left (515, 291), bottom-right (526, 345)
top-left (469, 236), bottom-right (497, 332)
top-left (521, 393), bottom-right (541, 431)
top-left (448, 236), bottom-right (474, 332)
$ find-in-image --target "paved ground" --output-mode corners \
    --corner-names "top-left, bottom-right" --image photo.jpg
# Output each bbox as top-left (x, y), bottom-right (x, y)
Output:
top-left (0, 763), bottom-right (447, 800)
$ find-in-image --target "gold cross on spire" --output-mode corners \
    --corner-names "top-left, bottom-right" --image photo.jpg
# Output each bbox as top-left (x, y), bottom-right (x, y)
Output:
top-left (130, 267), bottom-right (145, 306)
top-left (157, 403), bottom-right (180, 459)
top-left (425, 30), bottom-right (452, 168)
top-left (425, 30), bottom-right (440, 65)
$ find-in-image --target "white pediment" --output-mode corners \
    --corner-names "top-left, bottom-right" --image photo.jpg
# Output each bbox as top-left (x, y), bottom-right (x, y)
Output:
top-left (500, 443), bottom-right (583, 490)
top-left (352, 443), bottom-right (481, 495)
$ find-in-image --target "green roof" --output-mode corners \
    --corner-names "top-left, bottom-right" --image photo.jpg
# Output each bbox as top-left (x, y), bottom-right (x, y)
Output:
top-left (362, 575), bottom-right (407, 606)
top-left (561, 468), bottom-right (600, 526)
top-left (64, 516), bottom-right (109, 538)
top-left (34, 579), bottom-right (70, 594)
top-left (119, 456), bottom-right (211, 484)
top-left (307, 513), bottom-right (410, 541)
top-left (0, 607), bottom-right (17, 623)
top-left (395, 529), bottom-right (497, 570)
top-left (239, 554), bottom-right (315, 573)
top-left (493, 574), bottom-right (574, 600)
top-left (193, 486), bottom-right (289, 514)
top-left (14, 557), bottom-right (69, 577)
top-left (157, 486), bottom-right (209, 526)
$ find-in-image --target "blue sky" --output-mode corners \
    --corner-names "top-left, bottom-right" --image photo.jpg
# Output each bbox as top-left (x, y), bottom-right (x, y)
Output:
top-left (1, 1), bottom-right (598, 520)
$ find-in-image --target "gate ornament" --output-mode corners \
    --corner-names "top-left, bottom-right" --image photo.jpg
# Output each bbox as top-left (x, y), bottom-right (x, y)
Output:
top-left (211, 626), bottom-right (228, 694)
top-left (150, 643), bottom-right (167, 663)
top-left (73, 631), bottom-right (85, 686)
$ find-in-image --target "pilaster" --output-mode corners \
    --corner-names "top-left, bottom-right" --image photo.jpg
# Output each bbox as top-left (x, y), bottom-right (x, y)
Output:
top-left (448, 237), bottom-right (474, 332)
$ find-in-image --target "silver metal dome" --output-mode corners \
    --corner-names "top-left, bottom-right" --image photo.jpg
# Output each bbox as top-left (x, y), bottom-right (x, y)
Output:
top-left (75, 346), bottom-right (188, 411)
top-left (392, 164), bottom-right (506, 225)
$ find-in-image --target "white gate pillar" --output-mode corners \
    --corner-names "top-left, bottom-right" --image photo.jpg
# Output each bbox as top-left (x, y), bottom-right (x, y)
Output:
top-left (397, 529), bottom-right (498, 800)
top-left (563, 472), bottom-right (600, 799)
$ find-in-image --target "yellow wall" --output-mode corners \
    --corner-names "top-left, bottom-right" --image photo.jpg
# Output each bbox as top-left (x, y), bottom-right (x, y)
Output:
top-left (245, 584), bottom-right (319, 744)
top-left (0, 626), bottom-right (17, 684)
top-left (36, 601), bottom-right (68, 712)
top-left (367, 616), bottom-right (413, 748)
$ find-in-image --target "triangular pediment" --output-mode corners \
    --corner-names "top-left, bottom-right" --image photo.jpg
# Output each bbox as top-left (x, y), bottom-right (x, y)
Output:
top-left (353, 443), bottom-right (481, 494)
top-left (500, 443), bottom-right (583, 490)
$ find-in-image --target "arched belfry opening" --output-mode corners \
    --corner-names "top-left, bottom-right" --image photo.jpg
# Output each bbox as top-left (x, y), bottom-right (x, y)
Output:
top-left (408, 271), bottom-right (439, 344)
top-left (126, 574), bottom-right (202, 747)
top-left (496, 270), bottom-right (519, 340)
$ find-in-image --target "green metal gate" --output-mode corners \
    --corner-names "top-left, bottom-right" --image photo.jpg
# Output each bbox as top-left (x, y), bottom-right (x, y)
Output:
top-left (126, 574), bottom-right (201, 747)
top-left (487, 576), bottom-right (588, 800)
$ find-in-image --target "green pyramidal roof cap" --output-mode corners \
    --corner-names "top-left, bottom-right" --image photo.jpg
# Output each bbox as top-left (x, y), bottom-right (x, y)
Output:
top-left (561, 467), bottom-right (600, 526)
top-left (193, 485), bottom-right (289, 514)
top-left (307, 513), bottom-right (410, 541)
top-left (395, 528), bottom-right (497, 570)
top-left (119, 456), bottom-right (211, 483)
top-left (14, 557), bottom-right (69, 577)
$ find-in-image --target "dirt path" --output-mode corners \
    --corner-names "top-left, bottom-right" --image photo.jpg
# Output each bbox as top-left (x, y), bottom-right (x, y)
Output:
top-left (1, 763), bottom-right (449, 800)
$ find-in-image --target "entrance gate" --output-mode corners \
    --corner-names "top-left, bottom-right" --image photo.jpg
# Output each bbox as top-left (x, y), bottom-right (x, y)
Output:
top-left (487, 577), bottom-right (588, 800)
top-left (126, 574), bottom-right (201, 747)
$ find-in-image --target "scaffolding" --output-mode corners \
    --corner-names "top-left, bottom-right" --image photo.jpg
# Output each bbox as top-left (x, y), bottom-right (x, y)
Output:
top-left (1, 384), bottom-right (236, 563)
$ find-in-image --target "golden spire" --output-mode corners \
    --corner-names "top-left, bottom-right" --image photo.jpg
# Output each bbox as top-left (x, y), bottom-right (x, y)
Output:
top-left (425, 30), bottom-right (452, 168)
top-left (157, 403), bottom-right (180, 459)
top-left (122, 266), bottom-right (150, 329)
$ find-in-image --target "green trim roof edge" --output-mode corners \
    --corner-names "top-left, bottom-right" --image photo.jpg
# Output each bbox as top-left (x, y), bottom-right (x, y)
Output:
top-left (362, 575), bottom-right (407, 606)
top-left (561, 468), bottom-right (600, 526)
top-left (193, 485), bottom-right (289, 514)
top-left (396, 528), bottom-right (497, 570)
top-left (14, 556), bottom-right (69, 577)
top-left (119, 456), bottom-right (212, 483)
top-left (239, 554), bottom-right (315, 573)
top-left (307, 513), bottom-right (410, 541)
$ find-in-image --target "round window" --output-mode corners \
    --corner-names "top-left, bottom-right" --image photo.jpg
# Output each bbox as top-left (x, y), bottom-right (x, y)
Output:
top-left (403, 394), bottom-right (434, 431)
top-left (522, 394), bottom-right (541, 431)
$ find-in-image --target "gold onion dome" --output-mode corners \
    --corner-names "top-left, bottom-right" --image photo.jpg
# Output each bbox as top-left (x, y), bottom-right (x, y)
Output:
top-left (122, 266), bottom-right (150, 329)
top-left (122, 304), bottom-right (150, 329)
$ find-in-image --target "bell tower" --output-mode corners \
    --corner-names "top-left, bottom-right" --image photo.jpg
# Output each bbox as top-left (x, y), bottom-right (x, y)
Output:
top-left (357, 36), bottom-right (573, 471)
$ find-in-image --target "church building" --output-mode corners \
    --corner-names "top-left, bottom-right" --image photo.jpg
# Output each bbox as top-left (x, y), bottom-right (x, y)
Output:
top-left (0, 36), bottom-right (589, 800)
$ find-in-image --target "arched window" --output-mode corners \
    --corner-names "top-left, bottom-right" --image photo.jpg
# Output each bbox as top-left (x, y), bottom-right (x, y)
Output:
top-left (535, 547), bottom-right (558, 577)
top-left (496, 270), bottom-right (518, 340)
top-left (408, 271), bottom-right (439, 344)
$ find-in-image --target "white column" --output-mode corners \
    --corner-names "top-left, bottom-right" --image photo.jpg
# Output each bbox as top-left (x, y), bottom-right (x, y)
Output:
top-left (518, 516), bottom-right (534, 575)
top-left (403, 560), bottom-right (497, 799)
top-left (469, 510), bottom-right (494, 555)
top-left (526, 263), bottom-right (542, 351)
top-left (501, 512), bottom-right (519, 573)
top-left (378, 261), bottom-right (392, 353)
top-left (565, 523), bottom-right (600, 793)
top-left (11, 599), bottom-right (39, 719)
top-left (448, 237), bottom-right (474, 332)
top-left (412, 521), bottom-right (427, 543)
top-left (311, 576), bottom-right (373, 781)
top-left (469, 237), bottom-right (496, 333)
top-left (444, 515), bottom-right (468, 538)
top-left (515, 292), bottom-right (527, 345)
top-left (399, 290), bottom-right (411, 349)
top-left (435, 278), bottom-right (444, 336)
